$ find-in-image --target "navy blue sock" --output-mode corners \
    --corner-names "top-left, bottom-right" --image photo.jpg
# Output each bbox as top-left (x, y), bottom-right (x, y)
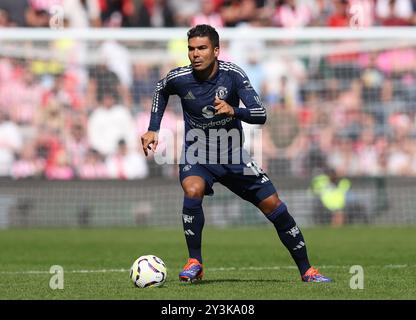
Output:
top-left (266, 202), bottom-right (311, 276)
top-left (182, 197), bottom-right (205, 264)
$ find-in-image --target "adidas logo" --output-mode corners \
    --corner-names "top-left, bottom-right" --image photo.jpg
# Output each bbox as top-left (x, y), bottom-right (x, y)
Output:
top-left (293, 241), bottom-right (305, 251)
top-left (184, 91), bottom-right (196, 100)
top-left (184, 229), bottom-right (195, 236)
top-left (260, 176), bottom-right (270, 184)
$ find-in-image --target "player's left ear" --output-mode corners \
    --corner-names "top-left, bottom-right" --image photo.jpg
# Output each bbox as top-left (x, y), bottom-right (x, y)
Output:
top-left (214, 47), bottom-right (219, 58)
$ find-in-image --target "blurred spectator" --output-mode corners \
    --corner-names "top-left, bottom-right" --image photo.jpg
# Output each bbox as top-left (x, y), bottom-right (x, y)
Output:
top-left (26, 0), bottom-right (62, 27)
top-left (43, 73), bottom-right (85, 112)
top-left (310, 168), bottom-right (351, 226)
top-left (339, 108), bottom-right (365, 142)
top-left (0, 0), bottom-right (31, 27)
top-left (301, 133), bottom-right (329, 176)
top-left (265, 105), bottom-right (301, 175)
top-left (272, 0), bottom-right (313, 28)
top-left (45, 148), bottom-right (75, 180)
top-left (366, 47), bottom-right (416, 76)
top-left (327, 0), bottom-right (375, 30)
top-left (327, 0), bottom-right (349, 27)
top-left (280, 75), bottom-right (299, 109)
top-left (35, 124), bottom-right (65, 170)
top-left (308, 0), bottom-right (333, 26)
top-left (389, 112), bottom-right (413, 141)
top-left (386, 139), bottom-right (413, 175)
top-left (65, 121), bottom-right (89, 174)
top-left (0, 111), bottom-right (23, 176)
top-left (11, 142), bottom-right (45, 179)
top-left (311, 115), bottom-right (334, 151)
top-left (329, 83), bottom-right (367, 147)
top-left (63, 0), bottom-right (101, 28)
top-left (255, 0), bottom-right (278, 25)
top-left (412, 0), bottom-right (416, 24)
top-left (220, 0), bottom-right (257, 27)
top-left (133, 0), bottom-right (175, 27)
top-left (106, 139), bottom-right (148, 179)
top-left (327, 135), bottom-right (361, 176)
top-left (35, 101), bottom-right (66, 138)
top-left (87, 92), bottom-right (137, 156)
top-left (238, 44), bottom-right (266, 93)
top-left (410, 141), bottom-right (416, 175)
top-left (0, 62), bottom-right (43, 126)
top-left (99, 0), bottom-right (135, 27)
top-left (360, 52), bottom-right (385, 104)
top-left (262, 57), bottom-right (306, 109)
top-left (0, 8), bottom-right (10, 27)
top-left (78, 149), bottom-right (109, 179)
top-left (375, 136), bottom-right (390, 174)
top-left (98, 41), bottom-right (133, 108)
top-left (87, 63), bottom-right (125, 109)
top-left (169, 0), bottom-right (200, 26)
top-left (191, 0), bottom-right (224, 27)
top-left (376, 0), bottom-right (413, 26)
top-left (356, 129), bottom-right (383, 176)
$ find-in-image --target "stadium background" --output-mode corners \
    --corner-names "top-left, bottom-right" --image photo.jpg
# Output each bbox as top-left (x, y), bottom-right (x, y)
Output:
top-left (0, 0), bottom-right (416, 229)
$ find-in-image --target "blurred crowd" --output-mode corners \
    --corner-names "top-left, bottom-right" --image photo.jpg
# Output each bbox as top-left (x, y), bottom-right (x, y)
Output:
top-left (1, 0), bottom-right (416, 28)
top-left (0, 0), bottom-right (416, 181)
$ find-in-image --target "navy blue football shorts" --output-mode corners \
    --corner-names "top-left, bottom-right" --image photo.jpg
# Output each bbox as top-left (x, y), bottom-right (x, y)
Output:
top-left (179, 159), bottom-right (277, 206)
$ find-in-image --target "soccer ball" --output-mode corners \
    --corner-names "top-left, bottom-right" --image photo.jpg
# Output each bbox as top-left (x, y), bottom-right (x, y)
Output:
top-left (129, 255), bottom-right (167, 288)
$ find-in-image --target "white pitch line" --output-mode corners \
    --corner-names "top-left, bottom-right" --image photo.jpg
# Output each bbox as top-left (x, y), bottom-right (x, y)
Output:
top-left (0, 265), bottom-right (414, 275)
top-left (0, 269), bottom-right (129, 275)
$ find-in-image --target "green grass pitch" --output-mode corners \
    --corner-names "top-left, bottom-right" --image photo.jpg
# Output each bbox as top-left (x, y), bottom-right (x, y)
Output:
top-left (1, 226), bottom-right (415, 300)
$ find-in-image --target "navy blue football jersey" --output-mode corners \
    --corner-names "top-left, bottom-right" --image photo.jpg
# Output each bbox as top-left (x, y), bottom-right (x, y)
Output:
top-left (148, 60), bottom-right (267, 164)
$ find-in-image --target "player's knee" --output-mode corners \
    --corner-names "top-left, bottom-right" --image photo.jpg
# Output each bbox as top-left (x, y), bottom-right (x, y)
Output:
top-left (258, 193), bottom-right (282, 214)
top-left (184, 184), bottom-right (205, 199)
top-left (182, 177), bottom-right (205, 199)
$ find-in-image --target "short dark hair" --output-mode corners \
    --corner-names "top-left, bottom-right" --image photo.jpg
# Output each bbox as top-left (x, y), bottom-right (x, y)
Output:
top-left (187, 24), bottom-right (220, 48)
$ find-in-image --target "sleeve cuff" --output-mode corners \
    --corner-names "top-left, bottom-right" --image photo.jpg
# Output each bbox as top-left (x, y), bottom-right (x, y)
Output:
top-left (148, 125), bottom-right (160, 132)
top-left (233, 107), bottom-right (244, 119)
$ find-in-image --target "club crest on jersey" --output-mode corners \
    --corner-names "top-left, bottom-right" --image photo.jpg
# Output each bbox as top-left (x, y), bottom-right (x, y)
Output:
top-left (202, 105), bottom-right (216, 119)
top-left (183, 164), bottom-right (192, 172)
top-left (215, 86), bottom-right (228, 99)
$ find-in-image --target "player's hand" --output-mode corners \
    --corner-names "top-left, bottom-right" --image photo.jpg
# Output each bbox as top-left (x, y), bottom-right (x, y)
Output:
top-left (141, 131), bottom-right (158, 156)
top-left (214, 96), bottom-right (235, 116)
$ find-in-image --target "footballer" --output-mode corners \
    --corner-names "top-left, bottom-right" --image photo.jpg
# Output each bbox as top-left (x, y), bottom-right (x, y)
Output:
top-left (141, 24), bottom-right (332, 283)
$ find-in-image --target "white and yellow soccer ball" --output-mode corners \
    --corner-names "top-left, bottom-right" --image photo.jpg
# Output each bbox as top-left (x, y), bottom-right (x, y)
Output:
top-left (129, 255), bottom-right (167, 288)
